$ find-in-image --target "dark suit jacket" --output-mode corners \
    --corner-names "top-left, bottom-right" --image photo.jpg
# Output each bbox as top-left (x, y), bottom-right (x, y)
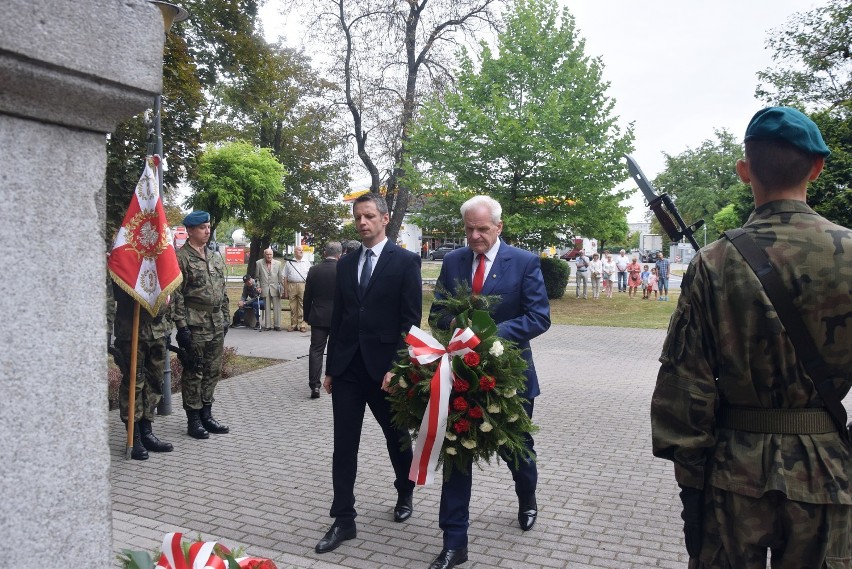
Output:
top-left (430, 241), bottom-right (551, 399)
top-left (326, 242), bottom-right (422, 381)
top-left (303, 258), bottom-right (337, 328)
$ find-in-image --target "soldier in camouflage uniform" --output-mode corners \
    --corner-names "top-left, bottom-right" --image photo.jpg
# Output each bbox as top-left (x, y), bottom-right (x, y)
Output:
top-left (651, 107), bottom-right (851, 568)
top-left (112, 283), bottom-right (175, 460)
top-left (173, 211), bottom-right (231, 439)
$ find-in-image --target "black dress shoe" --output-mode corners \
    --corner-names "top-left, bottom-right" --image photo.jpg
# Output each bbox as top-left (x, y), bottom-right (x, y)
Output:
top-left (315, 524), bottom-right (356, 554)
top-left (518, 496), bottom-right (538, 531)
top-left (428, 547), bottom-right (468, 569)
top-left (311, 388), bottom-right (320, 399)
top-left (393, 493), bottom-right (413, 522)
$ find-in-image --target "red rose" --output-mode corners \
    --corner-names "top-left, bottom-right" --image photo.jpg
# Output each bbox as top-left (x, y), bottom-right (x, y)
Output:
top-left (463, 352), bottom-right (481, 367)
top-left (407, 388), bottom-right (415, 399)
top-left (408, 371), bottom-right (421, 384)
top-left (453, 377), bottom-right (470, 393)
top-left (479, 375), bottom-right (497, 391)
top-left (453, 419), bottom-right (471, 433)
top-left (468, 406), bottom-right (483, 419)
top-left (452, 396), bottom-right (469, 412)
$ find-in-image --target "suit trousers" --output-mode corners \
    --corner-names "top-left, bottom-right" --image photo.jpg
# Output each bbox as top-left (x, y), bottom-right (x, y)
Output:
top-left (329, 349), bottom-right (415, 522)
top-left (439, 398), bottom-right (538, 548)
top-left (288, 282), bottom-right (306, 329)
top-left (262, 294), bottom-right (281, 329)
top-left (308, 326), bottom-right (329, 390)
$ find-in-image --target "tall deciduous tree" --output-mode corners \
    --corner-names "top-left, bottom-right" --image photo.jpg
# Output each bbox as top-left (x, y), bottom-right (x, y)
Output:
top-left (652, 130), bottom-right (750, 245)
top-left (187, 141), bottom-right (286, 242)
top-left (283, 0), bottom-right (501, 240)
top-left (206, 43), bottom-right (350, 267)
top-left (756, 0), bottom-right (851, 228)
top-left (408, 0), bottom-right (633, 250)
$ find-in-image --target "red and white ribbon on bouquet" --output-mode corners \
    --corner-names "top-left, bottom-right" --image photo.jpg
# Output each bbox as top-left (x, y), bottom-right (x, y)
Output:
top-left (405, 325), bottom-right (480, 485)
top-left (154, 532), bottom-right (277, 569)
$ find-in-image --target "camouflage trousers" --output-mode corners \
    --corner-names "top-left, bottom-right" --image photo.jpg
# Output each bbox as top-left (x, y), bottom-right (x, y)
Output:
top-left (115, 337), bottom-right (166, 423)
top-left (181, 326), bottom-right (223, 410)
top-left (691, 486), bottom-right (851, 569)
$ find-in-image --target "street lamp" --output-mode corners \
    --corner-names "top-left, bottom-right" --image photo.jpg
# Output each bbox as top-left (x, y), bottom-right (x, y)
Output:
top-left (148, 0), bottom-right (189, 416)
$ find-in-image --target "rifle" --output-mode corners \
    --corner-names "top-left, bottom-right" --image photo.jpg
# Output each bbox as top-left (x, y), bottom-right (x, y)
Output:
top-left (625, 154), bottom-right (704, 251)
top-left (168, 342), bottom-right (196, 371)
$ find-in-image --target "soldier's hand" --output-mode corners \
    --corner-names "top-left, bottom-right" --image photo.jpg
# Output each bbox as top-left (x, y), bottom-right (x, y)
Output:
top-left (176, 326), bottom-right (193, 351)
top-left (679, 485), bottom-right (703, 559)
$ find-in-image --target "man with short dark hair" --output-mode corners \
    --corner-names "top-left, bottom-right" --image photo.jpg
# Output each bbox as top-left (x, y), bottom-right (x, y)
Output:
top-left (315, 194), bottom-right (421, 555)
top-left (303, 241), bottom-right (341, 399)
top-left (232, 274), bottom-right (262, 329)
top-left (651, 107), bottom-right (852, 567)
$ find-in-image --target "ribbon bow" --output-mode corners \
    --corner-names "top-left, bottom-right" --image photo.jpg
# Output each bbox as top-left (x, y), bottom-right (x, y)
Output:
top-left (405, 325), bottom-right (480, 485)
top-left (154, 532), bottom-right (276, 569)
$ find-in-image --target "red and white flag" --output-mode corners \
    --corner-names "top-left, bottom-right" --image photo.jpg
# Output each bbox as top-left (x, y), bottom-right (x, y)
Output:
top-left (108, 155), bottom-right (182, 315)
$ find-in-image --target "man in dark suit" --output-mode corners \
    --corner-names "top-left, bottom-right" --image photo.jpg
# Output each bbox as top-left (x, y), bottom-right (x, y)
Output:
top-left (314, 193), bottom-right (422, 555)
top-left (428, 195), bottom-right (551, 569)
top-left (303, 241), bottom-right (341, 399)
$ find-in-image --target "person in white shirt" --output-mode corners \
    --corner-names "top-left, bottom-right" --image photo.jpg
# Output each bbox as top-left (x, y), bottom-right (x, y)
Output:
top-left (615, 249), bottom-right (629, 293)
top-left (602, 254), bottom-right (617, 299)
top-left (284, 245), bottom-right (312, 332)
top-left (574, 251), bottom-right (590, 299)
top-left (588, 253), bottom-right (603, 300)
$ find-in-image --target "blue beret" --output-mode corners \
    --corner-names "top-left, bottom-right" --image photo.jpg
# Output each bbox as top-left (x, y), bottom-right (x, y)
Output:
top-left (183, 210), bottom-right (210, 227)
top-left (744, 106), bottom-right (830, 157)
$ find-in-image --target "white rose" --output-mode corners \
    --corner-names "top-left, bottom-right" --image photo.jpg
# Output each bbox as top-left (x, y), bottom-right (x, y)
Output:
top-left (487, 404), bottom-right (500, 414)
top-left (398, 378), bottom-right (408, 388)
top-left (461, 439), bottom-right (477, 449)
top-left (497, 438), bottom-right (507, 446)
top-left (445, 446), bottom-right (457, 455)
top-left (479, 422), bottom-right (493, 432)
top-left (489, 341), bottom-right (504, 357)
top-left (508, 414), bottom-right (519, 423)
top-left (503, 388), bottom-right (516, 398)
top-left (445, 431), bottom-right (457, 441)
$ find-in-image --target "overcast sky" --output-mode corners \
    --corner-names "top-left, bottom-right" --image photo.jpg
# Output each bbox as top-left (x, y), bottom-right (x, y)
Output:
top-left (259, 0), bottom-right (823, 222)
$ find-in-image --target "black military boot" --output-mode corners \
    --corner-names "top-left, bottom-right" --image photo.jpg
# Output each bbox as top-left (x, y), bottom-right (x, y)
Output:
top-left (139, 418), bottom-right (173, 452)
top-left (186, 409), bottom-right (209, 439)
top-left (200, 404), bottom-right (230, 434)
top-left (131, 422), bottom-right (149, 460)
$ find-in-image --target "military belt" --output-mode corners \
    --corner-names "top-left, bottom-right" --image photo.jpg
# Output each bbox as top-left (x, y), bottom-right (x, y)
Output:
top-left (718, 407), bottom-right (836, 434)
top-left (185, 301), bottom-right (220, 313)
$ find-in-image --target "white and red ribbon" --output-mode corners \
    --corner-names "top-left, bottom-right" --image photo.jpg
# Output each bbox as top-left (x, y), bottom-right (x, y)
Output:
top-left (153, 532), bottom-right (277, 569)
top-left (405, 325), bottom-right (480, 485)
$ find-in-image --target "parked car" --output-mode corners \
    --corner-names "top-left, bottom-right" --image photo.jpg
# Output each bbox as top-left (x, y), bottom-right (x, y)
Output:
top-left (429, 243), bottom-right (462, 260)
top-left (642, 249), bottom-right (661, 263)
top-left (559, 249), bottom-right (583, 261)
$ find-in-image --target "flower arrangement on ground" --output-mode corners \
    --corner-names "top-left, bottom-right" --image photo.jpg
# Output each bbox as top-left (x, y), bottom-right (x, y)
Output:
top-left (118, 532), bottom-right (276, 569)
top-left (388, 282), bottom-right (536, 480)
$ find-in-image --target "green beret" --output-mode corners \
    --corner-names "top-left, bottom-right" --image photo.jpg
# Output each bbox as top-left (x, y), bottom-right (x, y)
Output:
top-left (744, 106), bottom-right (830, 157)
top-left (183, 210), bottom-right (210, 227)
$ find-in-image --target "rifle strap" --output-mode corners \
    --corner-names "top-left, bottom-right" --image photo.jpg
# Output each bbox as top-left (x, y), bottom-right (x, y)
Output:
top-left (724, 228), bottom-right (849, 438)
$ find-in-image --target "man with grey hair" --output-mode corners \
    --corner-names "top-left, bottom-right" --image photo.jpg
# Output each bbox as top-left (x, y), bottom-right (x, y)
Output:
top-left (303, 241), bottom-right (342, 399)
top-left (255, 247), bottom-right (283, 331)
top-left (428, 194), bottom-right (551, 568)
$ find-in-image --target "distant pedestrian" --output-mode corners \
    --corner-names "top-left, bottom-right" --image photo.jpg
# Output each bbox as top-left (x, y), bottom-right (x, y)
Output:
top-left (284, 245), bottom-right (311, 332)
top-left (640, 265), bottom-right (651, 299)
top-left (647, 268), bottom-right (658, 300)
top-left (655, 251), bottom-right (671, 301)
top-left (626, 256), bottom-right (642, 298)
top-left (574, 251), bottom-right (590, 299)
top-left (602, 254), bottom-right (617, 299)
top-left (256, 248), bottom-right (284, 331)
top-left (589, 253), bottom-right (603, 300)
top-left (615, 249), bottom-right (629, 292)
top-left (303, 241), bottom-right (341, 399)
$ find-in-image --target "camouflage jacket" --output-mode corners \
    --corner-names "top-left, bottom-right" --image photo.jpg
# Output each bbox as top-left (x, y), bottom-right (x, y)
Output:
top-left (651, 200), bottom-right (852, 505)
top-left (112, 282), bottom-right (172, 341)
top-left (173, 244), bottom-right (229, 331)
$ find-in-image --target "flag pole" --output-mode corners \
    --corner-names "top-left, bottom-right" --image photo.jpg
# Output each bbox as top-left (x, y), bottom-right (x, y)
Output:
top-left (125, 302), bottom-right (141, 459)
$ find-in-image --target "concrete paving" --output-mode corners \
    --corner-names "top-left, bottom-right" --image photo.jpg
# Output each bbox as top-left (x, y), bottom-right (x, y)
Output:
top-left (110, 324), bottom-right (688, 568)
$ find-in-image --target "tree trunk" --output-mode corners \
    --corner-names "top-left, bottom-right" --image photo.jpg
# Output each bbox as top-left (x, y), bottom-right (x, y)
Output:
top-left (246, 235), bottom-right (272, 276)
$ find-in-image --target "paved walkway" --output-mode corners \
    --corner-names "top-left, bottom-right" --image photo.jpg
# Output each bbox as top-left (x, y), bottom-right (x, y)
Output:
top-left (110, 324), bottom-right (688, 568)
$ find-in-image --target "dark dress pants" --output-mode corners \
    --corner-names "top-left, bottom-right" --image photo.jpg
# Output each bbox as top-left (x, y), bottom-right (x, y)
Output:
top-left (308, 326), bottom-right (329, 391)
top-left (439, 398), bottom-right (537, 548)
top-left (330, 350), bottom-right (415, 524)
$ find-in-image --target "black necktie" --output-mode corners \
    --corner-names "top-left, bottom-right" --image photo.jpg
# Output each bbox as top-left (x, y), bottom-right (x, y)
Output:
top-left (359, 249), bottom-right (373, 295)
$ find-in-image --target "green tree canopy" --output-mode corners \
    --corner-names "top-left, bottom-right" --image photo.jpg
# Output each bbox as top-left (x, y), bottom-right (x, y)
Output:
top-left (652, 130), bottom-right (751, 246)
top-left (408, 0), bottom-right (633, 250)
top-left (187, 141), bottom-right (286, 237)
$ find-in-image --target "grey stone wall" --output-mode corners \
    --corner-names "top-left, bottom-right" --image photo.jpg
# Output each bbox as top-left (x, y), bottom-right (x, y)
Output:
top-left (0, 1), bottom-right (165, 566)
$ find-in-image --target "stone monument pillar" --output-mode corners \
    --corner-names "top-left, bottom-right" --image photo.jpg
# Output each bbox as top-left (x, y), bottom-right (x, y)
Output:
top-left (0, 1), bottom-right (165, 566)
